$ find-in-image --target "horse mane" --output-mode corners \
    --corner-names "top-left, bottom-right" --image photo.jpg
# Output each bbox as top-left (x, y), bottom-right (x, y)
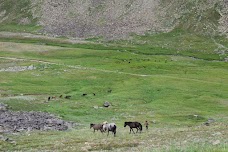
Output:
top-left (124, 121), bottom-right (132, 125)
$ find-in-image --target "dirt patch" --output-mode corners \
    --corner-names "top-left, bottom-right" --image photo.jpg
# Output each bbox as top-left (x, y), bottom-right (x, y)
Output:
top-left (0, 33), bottom-right (89, 45)
top-left (0, 41), bottom-right (62, 53)
top-left (0, 95), bottom-right (36, 101)
top-left (218, 99), bottom-right (228, 106)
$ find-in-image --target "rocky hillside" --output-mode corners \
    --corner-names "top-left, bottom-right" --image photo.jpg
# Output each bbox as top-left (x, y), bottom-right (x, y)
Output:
top-left (0, 0), bottom-right (228, 39)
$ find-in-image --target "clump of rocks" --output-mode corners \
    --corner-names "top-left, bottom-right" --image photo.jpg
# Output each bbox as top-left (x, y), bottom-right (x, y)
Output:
top-left (0, 65), bottom-right (36, 72)
top-left (0, 103), bottom-right (75, 133)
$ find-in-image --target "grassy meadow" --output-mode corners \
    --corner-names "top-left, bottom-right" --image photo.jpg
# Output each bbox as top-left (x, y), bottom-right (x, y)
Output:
top-left (0, 30), bottom-right (227, 151)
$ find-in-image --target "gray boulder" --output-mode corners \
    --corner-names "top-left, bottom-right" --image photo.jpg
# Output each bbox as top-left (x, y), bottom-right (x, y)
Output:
top-left (103, 101), bottom-right (111, 107)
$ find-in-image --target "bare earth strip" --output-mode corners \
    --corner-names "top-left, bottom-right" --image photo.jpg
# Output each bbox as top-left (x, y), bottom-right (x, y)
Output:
top-left (0, 32), bottom-right (92, 44)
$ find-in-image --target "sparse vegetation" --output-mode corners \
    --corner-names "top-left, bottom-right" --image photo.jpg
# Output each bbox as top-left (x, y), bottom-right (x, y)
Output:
top-left (0, 24), bottom-right (41, 33)
top-left (0, 0), bottom-right (227, 151)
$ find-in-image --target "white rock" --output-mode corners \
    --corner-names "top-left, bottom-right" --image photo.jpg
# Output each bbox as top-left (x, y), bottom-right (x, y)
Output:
top-left (212, 140), bottom-right (220, 145)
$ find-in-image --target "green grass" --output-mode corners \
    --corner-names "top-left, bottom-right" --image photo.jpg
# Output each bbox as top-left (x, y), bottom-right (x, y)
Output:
top-left (1, 125), bottom-right (227, 151)
top-left (0, 1), bottom-right (227, 150)
top-left (116, 29), bottom-right (228, 60)
top-left (1, 29), bottom-right (227, 60)
top-left (0, 29), bottom-right (227, 151)
top-left (0, 41), bottom-right (227, 125)
top-left (0, 24), bottom-right (41, 33)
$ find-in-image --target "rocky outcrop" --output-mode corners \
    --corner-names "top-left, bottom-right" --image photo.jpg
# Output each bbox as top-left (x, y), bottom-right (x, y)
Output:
top-left (0, 104), bottom-right (75, 133)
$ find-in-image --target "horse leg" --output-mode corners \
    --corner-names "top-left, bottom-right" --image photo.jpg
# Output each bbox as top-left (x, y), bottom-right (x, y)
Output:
top-left (107, 131), bottom-right (109, 136)
top-left (100, 129), bottom-right (103, 133)
top-left (132, 128), bottom-right (135, 134)
top-left (131, 128), bottom-right (135, 134)
top-left (113, 131), bottom-right (116, 137)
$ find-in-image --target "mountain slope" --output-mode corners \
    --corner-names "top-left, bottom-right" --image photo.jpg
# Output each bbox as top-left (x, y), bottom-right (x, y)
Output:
top-left (0, 0), bottom-right (228, 39)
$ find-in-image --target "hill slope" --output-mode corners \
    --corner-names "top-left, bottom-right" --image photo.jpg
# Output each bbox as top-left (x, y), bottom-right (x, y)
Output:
top-left (0, 0), bottom-right (228, 39)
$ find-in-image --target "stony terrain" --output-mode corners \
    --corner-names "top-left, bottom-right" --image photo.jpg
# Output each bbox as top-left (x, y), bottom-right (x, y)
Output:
top-left (0, 103), bottom-right (75, 133)
top-left (1, 0), bottom-right (228, 39)
top-left (36, 0), bottom-right (228, 38)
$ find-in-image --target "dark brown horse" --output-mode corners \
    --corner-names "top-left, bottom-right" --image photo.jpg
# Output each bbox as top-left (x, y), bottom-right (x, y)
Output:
top-left (124, 122), bottom-right (142, 134)
top-left (90, 123), bottom-right (104, 133)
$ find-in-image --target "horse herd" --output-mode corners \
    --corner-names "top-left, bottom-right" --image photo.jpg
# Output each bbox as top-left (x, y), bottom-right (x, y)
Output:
top-left (90, 121), bottom-right (143, 137)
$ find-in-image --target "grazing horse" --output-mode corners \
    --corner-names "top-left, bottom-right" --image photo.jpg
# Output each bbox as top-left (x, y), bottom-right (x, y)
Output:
top-left (124, 122), bottom-right (142, 134)
top-left (107, 89), bottom-right (112, 93)
top-left (65, 95), bottom-right (71, 99)
top-left (82, 93), bottom-right (87, 96)
top-left (90, 123), bottom-right (104, 133)
top-left (103, 122), bottom-right (117, 137)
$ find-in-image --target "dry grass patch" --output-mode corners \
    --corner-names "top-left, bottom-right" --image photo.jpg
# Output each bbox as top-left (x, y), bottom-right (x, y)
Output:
top-left (0, 42), bottom-right (62, 52)
top-left (218, 100), bottom-right (228, 106)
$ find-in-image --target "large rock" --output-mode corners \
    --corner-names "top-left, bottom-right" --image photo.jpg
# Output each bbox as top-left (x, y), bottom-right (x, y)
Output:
top-left (103, 101), bottom-right (111, 107)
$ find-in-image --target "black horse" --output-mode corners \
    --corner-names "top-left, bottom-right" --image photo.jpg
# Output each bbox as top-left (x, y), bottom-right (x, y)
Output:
top-left (124, 122), bottom-right (142, 134)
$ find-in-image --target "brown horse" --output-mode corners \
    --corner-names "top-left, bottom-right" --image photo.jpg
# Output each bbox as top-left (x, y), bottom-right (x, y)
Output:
top-left (124, 122), bottom-right (142, 134)
top-left (90, 123), bottom-right (104, 133)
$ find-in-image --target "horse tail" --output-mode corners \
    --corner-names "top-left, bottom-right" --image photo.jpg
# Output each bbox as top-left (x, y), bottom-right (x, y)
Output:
top-left (113, 125), bottom-right (117, 136)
